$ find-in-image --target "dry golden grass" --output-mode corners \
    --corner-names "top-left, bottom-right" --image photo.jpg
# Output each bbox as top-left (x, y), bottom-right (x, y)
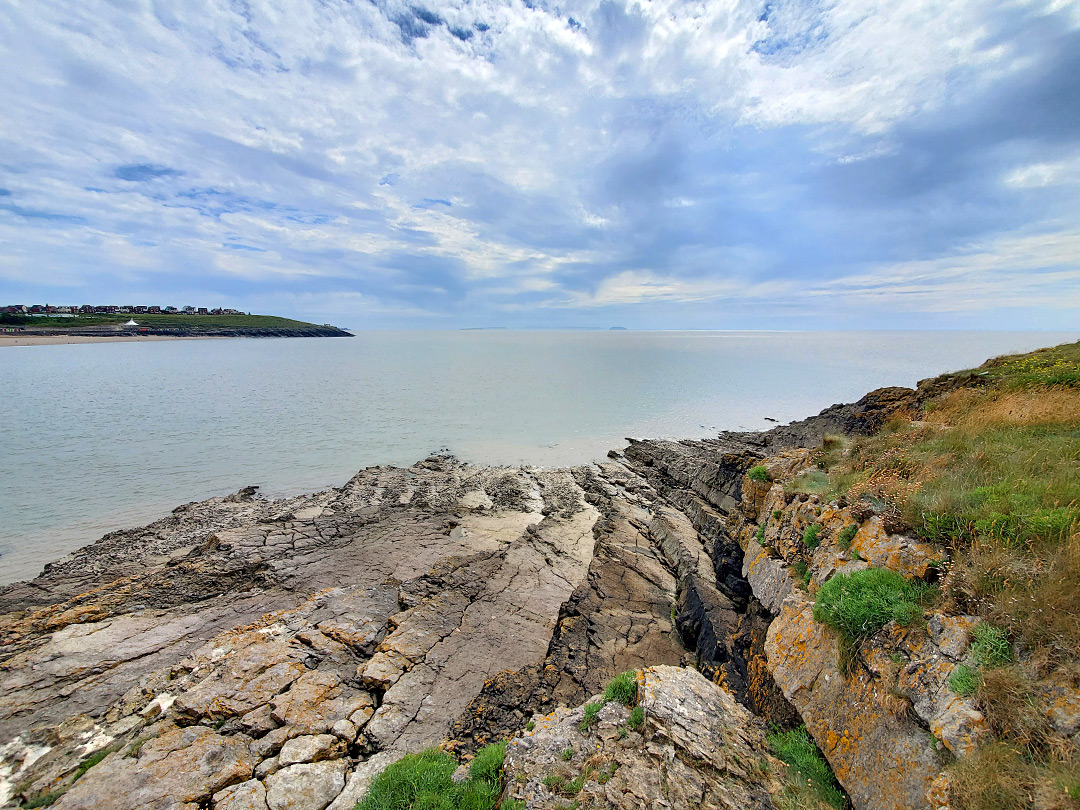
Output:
top-left (945, 529), bottom-right (1080, 662)
top-left (927, 388), bottom-right (1080, 429)
top-left (949, 743), bottom-right (1080, 810)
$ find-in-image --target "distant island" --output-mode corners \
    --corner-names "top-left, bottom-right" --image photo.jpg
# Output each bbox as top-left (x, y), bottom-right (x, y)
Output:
top-left (0, 304), bottom-right (351, 345)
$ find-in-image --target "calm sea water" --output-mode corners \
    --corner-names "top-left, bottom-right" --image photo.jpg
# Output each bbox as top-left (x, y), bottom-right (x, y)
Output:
top-left (1, 330), bottom-right (1075, 584)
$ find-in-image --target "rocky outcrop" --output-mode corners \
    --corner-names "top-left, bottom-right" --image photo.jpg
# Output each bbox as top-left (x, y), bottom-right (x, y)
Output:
top-left (0, 460), bottom-right (600, 808)
top-left (1, 365), bottom-right (1026, 810)
top-left (502, 665), bottom-right (786, 810)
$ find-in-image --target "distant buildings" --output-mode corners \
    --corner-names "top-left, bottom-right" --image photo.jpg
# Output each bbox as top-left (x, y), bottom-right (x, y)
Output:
top-left (3, 304), bottom-right (245, 316)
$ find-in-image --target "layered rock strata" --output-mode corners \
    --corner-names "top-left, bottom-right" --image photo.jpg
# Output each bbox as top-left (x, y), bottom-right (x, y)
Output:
top-left (2, 376), bottom-right (1051, 810)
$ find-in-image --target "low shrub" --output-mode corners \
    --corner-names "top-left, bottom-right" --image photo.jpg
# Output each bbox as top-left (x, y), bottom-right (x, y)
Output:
top-left (602, 671), bottom-right (638, 706)
top-left (767, 725), bottom-right (845, 810)
top-left (748, 465), bottom-right (772, 483)
top-left (802, 524), bottom-right (822, 549)
top-left (812, 568), bottom-right (931, 642)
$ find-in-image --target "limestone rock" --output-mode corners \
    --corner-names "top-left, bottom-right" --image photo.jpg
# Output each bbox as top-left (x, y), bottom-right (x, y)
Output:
top-left (502, 666), bottom-right (784, 810)
top-left (764, 594), bottom-right (948, 810)
top-left (264, 760), bottom-right (348, 810)
top-left (325, 752), bottom-right (398, 810)
top-left (53, 725), bottom-right (255, 810)
top-left (213, 779), bottom-right (269, 810)
top-left (277, 734), bottom-right (343, 766)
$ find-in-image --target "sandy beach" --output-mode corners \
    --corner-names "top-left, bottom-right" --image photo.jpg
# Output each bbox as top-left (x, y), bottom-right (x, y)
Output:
top-left (0, 334), bottom-right (221, 347)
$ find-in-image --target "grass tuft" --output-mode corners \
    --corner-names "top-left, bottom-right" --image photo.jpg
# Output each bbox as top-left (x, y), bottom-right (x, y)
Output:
top-left (469, 741), bottom-right (507, 784)
top-left (802, 524), bottom-right (822, 549)
top-left (628, 706), bottom-right (645, 731)
top-left (579, 702), bottom-right (602, 733)
top-left (949, 664), bottom-right (980, 697)
top-left (748, 465), bottom-right (772, 483)
top-left (969, 623), bottom-right (1013, 668)
top-left (72, 750), bottom-right (109, 781)
top-left (837, 524), bottom-right (858, 550)
top-left (357, 745), bottom-right (505, 810)
top-left (602, 671), bottom-right (638, 706)
top-left (767, 725), bottom-right (845, 810)
top-left (22, 791), bottom-right (65, 808)
top-left (812, 568), bottom-right (931, 642)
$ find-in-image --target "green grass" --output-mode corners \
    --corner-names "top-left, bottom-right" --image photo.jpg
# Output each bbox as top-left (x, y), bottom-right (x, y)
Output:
top-left (837, 524), bottom-right (857, 550)
top-left (773, 509), bottom-right (784, 520)
top-left (788, 470), bottom-right (831, 496)
top-left (767, 726), bottom-right (845, 810)
top-left (561, 748), bottom-right (574, 761)
top-left (792, 561), bottom-right (810, 590)
top-left (6, 313), bottom-right (322, 330)
top-left (802, 524), bottom-right (822, 549)
top-left (22, 791), bottom-right (64, 808)
top-left (748, 465), bottom-right (772, 483)
top-left (602, 671), bottom-right (638, 706)
top-left (983, 341), bottom-right (1080, 389)
top-left (906, 426), bottom-right (1080, 548)
top-left (628, 706), bottom-right (644, 731)
top-left (970, 623), bottom-right (1013, 668)
top-left (579, 702), bottom-right (602, 733)
top-left (469, 741), bottom-right (506, 783)
top-left (357, 743), bottom-right (506, 810)
top-left (756, 523), bottom-right (766, 543)
top-left (949, 664), bottom-right (980, 697)
top-left (812, 568), bottom-right (931, 642)
top-left (72, 750), bottom-right (109, 781)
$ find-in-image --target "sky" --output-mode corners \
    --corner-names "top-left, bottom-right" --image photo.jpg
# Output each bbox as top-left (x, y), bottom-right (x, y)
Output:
top-left (1, 0), bottom-right (1079, 330)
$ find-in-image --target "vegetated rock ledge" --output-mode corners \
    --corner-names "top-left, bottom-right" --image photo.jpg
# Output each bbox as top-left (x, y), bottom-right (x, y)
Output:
top-left (0, 372), bottom-right (1047, 810)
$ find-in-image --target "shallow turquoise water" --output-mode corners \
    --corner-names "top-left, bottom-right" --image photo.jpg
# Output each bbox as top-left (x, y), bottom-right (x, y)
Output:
top-left (1, 330), bottom-right (1075, 584)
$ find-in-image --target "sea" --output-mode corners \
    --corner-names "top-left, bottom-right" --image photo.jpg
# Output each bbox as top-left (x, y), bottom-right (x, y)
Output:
top-left (1, 330), bottom-right (1075, 585)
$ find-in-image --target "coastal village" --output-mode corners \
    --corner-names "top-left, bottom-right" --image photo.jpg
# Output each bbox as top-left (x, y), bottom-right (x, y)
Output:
top-left (2, 304), bottom-right (245, 316)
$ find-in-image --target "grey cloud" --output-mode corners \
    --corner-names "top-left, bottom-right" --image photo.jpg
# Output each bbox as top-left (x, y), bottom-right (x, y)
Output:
top-left (114, 164), bottom-right (185, 182)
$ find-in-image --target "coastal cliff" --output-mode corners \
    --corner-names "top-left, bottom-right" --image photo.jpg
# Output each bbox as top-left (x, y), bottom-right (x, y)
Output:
top-left (1, 343), bottom-right (1077, 810)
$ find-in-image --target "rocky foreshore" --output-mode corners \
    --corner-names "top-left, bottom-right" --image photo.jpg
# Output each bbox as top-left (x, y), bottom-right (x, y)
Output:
top-left (1, 368), bottom-right (1074, 810)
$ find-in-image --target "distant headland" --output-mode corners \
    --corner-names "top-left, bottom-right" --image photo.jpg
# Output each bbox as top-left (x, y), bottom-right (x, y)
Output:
top-left (0, 304), bottom-right (351, 346)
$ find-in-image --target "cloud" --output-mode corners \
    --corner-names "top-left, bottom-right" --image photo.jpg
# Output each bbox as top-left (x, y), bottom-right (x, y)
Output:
top-left (0, 0), bottom-right (1077, 327)
top-left (114, 164), bottom-right (185, 182)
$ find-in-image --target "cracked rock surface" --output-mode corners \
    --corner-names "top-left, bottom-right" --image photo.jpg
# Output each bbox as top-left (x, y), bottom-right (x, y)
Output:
top-left (502, 665), bottom-right (785, 810)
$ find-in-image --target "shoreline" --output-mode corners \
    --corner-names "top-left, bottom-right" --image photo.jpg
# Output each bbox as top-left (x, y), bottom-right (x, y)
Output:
top-left (0, 333), bottom-right (224, 347)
